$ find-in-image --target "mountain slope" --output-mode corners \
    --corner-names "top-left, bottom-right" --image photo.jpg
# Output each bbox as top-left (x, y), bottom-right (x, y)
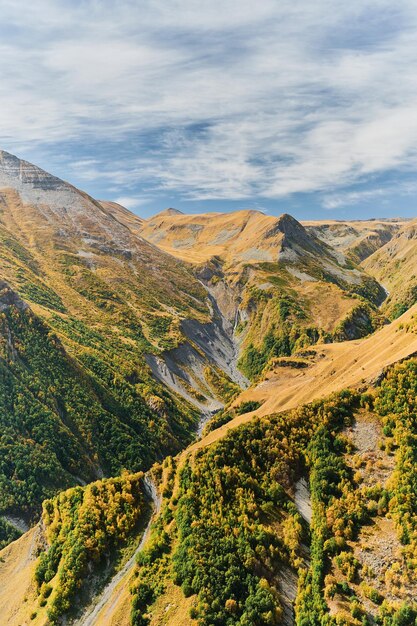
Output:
top-left (141, 209), bottom-right (390, 272)
top-left (65, 327), bottom-right (417, 626)
top-left (140, 208), bottom-right (387, 379)
top-left (0, 283), bottom-right (197, 526)
top-left (0, 150), bottom-right (251, 531)
top-left (362, 218), bottom-right (417, 317)
top-left (303, 218), bottom-right (408, 264)
top-left (3, 304), bottom-right (417, 626)
top-left (98, 200), bottom-right (145, 238)
top-left (0, 149), bottom-right (416, 625)
top-left (0, 151), bottom-right (252, 414)
top-left (189, 300), bottom-right (417, 450)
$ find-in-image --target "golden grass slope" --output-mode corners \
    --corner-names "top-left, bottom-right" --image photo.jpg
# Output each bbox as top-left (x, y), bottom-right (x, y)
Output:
top-left (192, 302), bottom-right (417, 451)
top-left (140, 209), bottom-right (289, 265)
top-left (99, 200), bottom-right (145, 238)
top-left (0, 185), bottom-right (210, 349)
top-left (0, 526), bottom-right (44, 626)
top-left (362, 219), bottom-right (417, 315)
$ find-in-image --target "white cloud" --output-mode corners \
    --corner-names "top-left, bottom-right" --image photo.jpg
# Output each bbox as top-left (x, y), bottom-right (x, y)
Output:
top-left (113, 195), bottom-right (150, 210)
top-left (0, 0), bottom-right (416, 203)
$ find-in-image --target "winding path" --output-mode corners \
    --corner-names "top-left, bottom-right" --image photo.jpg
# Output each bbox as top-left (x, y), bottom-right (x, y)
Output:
top-left (73, 474), bottom-right (161, 626)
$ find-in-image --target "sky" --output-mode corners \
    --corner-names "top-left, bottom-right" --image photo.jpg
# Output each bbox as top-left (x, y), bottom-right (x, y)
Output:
top-left (1, 1), bottom-right (417, 220)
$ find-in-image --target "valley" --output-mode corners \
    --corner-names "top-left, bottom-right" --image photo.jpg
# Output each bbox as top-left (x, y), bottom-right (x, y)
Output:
top-left (0, 150), bottom-right (416, 625)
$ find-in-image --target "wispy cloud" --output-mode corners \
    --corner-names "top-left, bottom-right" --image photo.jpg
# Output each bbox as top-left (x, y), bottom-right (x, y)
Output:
top-left (113, 195), bottom-right (151, 210)
top-left (323, 180), bottom-right (417, 209)
top-left (0, 0), bottom-right (416, 214)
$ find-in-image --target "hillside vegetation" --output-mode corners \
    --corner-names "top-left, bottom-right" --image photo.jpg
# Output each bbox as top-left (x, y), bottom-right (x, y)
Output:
top-left (35, 473), bottom-right (146, 624)
top-left (2, 150), bottom-right (417, 626)
top-left (127, 359), bottom-right (417, 626)
top-left (0, 289), bottom-right (197, 528)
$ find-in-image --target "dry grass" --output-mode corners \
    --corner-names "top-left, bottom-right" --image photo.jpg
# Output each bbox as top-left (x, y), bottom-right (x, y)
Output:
top-left (0, 526), bottom-right (48, 626)
top-left (140, 209), bottom-right (285, 265)
top-left (191, 302), bottom-right (417, 452)
top-left (148, 582), bottom-right (197, 626)
top-left (362, 218), bottom-right (417, 312)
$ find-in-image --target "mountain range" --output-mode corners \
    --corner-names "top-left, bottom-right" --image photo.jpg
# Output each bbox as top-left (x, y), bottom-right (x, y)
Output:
top-left (0, 150), bottom-right (417, 626)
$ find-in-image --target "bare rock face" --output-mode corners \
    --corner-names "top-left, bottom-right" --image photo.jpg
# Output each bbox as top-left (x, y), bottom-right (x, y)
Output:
top-left (0, 150), bottom-right (65, 191)
top-left (272, 213), bottom-right (326, 255)
top-left (0, 149), bottom-right (136, 251)
top-left (0, 280), bottom-right (28, 312)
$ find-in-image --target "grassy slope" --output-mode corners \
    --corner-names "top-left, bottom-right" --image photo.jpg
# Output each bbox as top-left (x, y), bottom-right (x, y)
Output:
top-left (362, 219), bottom-right (417, 318)
top-left (0, 167), bottom-right (218, 528)
top-left (51, 304), bottom-right (417, 626)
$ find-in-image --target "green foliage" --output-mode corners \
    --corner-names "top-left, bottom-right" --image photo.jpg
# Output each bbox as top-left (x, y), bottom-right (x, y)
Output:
top-left (296, 361), bottom-right (417, 623)
top-left (0, 517), bottom-right (21, 549)
top-left (333, 303), bottom-right (381, 341)
top-left (202, 401), bottom-right (263, 435)
top-left (389, 284), bottom-right (417, 320)
top-left (35, 472), bottom-right (145, 623)
top-left (375, 360), bottom-right (417, 562)
top-left (377, 602), bottom-right (417, 625)
top-left (235, 400), bottom-right (262, 415)
top-left (239, 322), bottom-right (323, 379)
top-left (204, 365), bottom-right (240, 402)
top-left (130, 462), bottom-right (176, 626)
top-left (15, 269), bottom-right (66, 312)
top-left (129, 363), bottom-right (417, 625)
top-left (140, 391), bottom-right (360, 626)
top-left (202, 408), bottom-right (235, 434)
top-left (295, 421), bottom-right (353, 625)
top-left (0, 305), bottom-right (198, 522)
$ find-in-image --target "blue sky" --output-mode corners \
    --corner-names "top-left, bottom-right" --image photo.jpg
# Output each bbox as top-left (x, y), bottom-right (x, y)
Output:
top-left (1, 1), bottom-right (417, 220)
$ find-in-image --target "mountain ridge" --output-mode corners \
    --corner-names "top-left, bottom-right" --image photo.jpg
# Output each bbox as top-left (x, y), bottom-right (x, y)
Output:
top-left (1, 149), bottom-right (417, 626)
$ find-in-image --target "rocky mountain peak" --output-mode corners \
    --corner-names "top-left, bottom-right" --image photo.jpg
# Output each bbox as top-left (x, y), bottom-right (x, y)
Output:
top-left (276, 213), bottom-right (306, 236)
top-left (0, 149), bottom-right (64, 191)
top-left (150, 207), bottom-right (184, 220)
top-left (264, 213), bottom-right (313, 249)
top-left (0, 150), bottom-right (136, 250)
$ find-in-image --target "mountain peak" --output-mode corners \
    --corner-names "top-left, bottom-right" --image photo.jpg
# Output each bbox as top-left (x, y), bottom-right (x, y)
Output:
top-left (0, 150), bottom-right (138, 250)
top-left (263, 212), bottom-right (309, 243)
top-left (0, 149), bottom-right (64, 191)
top-left (276, 212), bottom-right (304, 234)
top-left (151, 208), bottom-right (184, 219)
